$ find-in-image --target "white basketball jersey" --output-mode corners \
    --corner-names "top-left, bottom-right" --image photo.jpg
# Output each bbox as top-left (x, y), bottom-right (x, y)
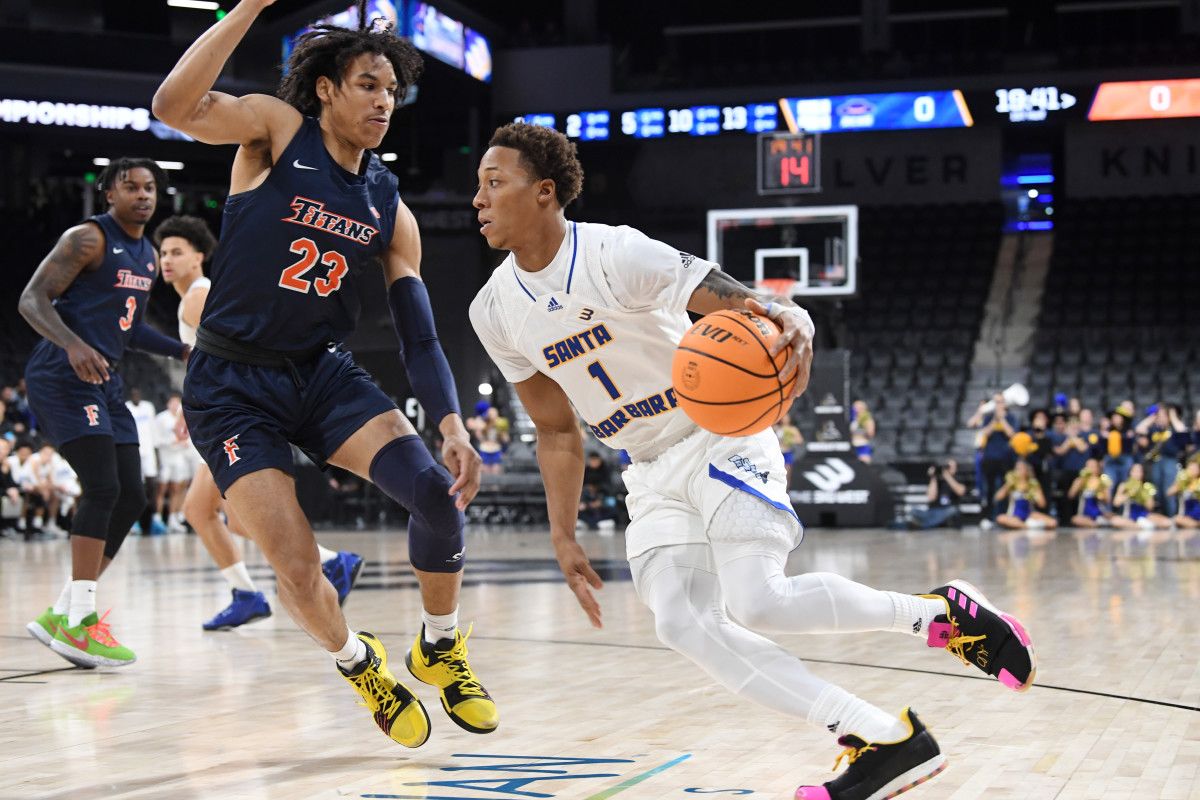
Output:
top-left (470, 221), bottom-right (717, 461)
top-left (177, 277), bottom-right (210, 346)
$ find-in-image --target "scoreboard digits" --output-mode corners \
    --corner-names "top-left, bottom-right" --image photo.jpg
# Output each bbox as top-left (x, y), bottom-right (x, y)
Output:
top-left (514, 77), bottom-right (1200, 141)
top-left (758, 133), bottom-right (820, 195)
top-left (1089, 79), bottom-right (1200, 121)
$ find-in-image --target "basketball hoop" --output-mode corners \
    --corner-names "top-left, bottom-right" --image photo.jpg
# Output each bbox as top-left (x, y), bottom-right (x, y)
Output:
top-left (756, 278), bottom-right (796, 298)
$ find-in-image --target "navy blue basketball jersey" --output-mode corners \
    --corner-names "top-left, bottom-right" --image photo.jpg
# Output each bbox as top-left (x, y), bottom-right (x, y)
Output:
top-left (201, 116), bottom-right (400, 351)
top-left (49, 212), bottom-right (157, 362)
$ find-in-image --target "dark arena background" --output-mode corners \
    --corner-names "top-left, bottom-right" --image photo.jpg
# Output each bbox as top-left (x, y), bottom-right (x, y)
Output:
top-left (2, 2), bottom-right (1199, 798)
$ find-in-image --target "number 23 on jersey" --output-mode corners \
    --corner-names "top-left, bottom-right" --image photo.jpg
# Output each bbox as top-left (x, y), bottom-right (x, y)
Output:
top-left (278, 237), bottom-right (348, 297)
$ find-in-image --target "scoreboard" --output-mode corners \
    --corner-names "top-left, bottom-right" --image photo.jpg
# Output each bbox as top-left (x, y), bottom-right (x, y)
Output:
top-left (779, 90), bottom-right (972, 133)
top-left (514, 76), bottom-right (1200, 143)
top-left (1089, 79), bottom-right (1200, 121)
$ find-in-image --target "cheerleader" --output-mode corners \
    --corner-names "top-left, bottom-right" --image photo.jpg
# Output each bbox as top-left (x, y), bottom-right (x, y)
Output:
top-left (1111, 462), bottom-right (1173, 529)
top-left (773, 416), bottom-right (803, 485)
top-left (995, 459), bottom-right (1058, 530)
top-left (1168, 460), bottom-right (1200, 530)
top-left (849, 400), bottom-right (875, 463)
top-left (1068, 458), bottom-right (1112, 528)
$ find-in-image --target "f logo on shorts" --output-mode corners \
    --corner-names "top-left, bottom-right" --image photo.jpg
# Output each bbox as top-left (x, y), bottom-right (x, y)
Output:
top-left (223, 435), bottom-right (242, 465)
top-left (83, 405), bottom-right (100, 427)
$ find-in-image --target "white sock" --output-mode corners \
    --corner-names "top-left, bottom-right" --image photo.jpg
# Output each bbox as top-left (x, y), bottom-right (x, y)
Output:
top-left (316, 544), bottom-right (338, 564)
top-left (53, 580), bottom-right (72, 615)
top-left (67, 580), bottom-right (98, 628)
top-left (888, 592), bottom-right (947, 638)
top-left (331, 628), bottom-right (368, 672)
top-left (423, 607), bottom-right (458, 644)
top-left (808, 684), bottom-right (908, 743)
top-left (220, 562), bottom-right (257, 593)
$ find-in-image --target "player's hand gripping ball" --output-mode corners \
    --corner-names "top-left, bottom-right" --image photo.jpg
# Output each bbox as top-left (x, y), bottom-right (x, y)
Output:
top-left (672, 310), bottom-right (796, 436)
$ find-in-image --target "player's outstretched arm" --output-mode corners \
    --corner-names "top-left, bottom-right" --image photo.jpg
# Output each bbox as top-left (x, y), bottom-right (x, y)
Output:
top-left (18, 223), bottom-right (111, 384)
top-left (152, 0), bottom-right (294, 147)
top-left (383, 202), bottom-right (481, 508)
top-left (687, 267), bottom-right (815, 400)
top-left (513, 372), bottom-right (603, 628)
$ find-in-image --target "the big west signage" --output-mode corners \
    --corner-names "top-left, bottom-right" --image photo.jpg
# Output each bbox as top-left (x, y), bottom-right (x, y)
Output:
top-left (1065, 119), bottom-right (1200, 196)
top-left (790, 455), bottom-right (893, 527)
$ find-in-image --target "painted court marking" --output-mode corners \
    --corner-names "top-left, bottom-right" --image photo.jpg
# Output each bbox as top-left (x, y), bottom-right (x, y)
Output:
top-left (582, 754), bottom-right (692, 799)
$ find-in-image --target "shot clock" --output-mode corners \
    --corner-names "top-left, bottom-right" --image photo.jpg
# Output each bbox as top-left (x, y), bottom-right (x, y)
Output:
top-left (757, 132), bottom-right (820, 195)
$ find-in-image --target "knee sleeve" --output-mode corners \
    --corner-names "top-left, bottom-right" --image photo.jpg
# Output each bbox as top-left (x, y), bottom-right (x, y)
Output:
top-left (59, 436), bottom-right (121, 541)
top-left (707, 489), bottom-right (801, 552)
top-left (369, 435), bottom-right (465, 573)
top-left (104, 445), bottom-right (147, 559)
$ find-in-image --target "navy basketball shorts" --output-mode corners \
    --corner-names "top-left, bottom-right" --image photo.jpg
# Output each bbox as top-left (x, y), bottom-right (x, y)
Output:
top-left (24, 340), bottom-right (138, 448)
top-left (183, 346), bottom-right (397, 496)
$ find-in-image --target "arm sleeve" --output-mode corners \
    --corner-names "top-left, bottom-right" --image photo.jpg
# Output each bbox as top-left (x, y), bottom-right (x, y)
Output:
top-left (601, 225), bottom-right (717, 314)
top-left (468, 287), bottom-right (538, 384)
top-left (129, 321), bottom-right (187, 359)
top-left (388, 277), bottom-right (460, 424)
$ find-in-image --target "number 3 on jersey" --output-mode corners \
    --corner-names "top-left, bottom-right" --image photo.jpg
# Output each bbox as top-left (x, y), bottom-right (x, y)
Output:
top-left (118, 296), bottom-right (136, 331)
top-left (278, 237), bottom-right (348, 297)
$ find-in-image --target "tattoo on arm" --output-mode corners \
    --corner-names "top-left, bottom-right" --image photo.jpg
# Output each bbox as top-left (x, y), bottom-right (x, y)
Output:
top-left (699, 269), bottom-right (754, 300)
top-left (19, 223), bottom-right (103, 346)
top-left (34, 224), bottom-right (103, 298)
top-left (688, 267), bottom-right (801, 316)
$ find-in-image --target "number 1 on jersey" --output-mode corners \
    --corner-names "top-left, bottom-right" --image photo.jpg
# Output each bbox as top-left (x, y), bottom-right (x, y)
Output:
top-left (587, 360), bottom-right (622, 400)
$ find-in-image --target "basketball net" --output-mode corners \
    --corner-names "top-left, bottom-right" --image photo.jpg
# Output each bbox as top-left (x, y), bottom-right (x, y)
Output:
top-left (756, 278), bottom-right (796, 298)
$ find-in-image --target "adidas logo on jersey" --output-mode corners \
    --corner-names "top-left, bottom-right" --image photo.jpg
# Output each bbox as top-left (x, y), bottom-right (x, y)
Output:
top-left (547, 297), bottom-right (564, 312)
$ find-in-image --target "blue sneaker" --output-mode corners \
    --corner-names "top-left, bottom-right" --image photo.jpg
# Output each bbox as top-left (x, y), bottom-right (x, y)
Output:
top-left (322, 551), bottom-right (365, 606)
top-left (149, 518), bottom-right (167, 537)
top-left (131, 521), bottom-right (143, 536)
top-left (202, 589), bottom-right (272, 631)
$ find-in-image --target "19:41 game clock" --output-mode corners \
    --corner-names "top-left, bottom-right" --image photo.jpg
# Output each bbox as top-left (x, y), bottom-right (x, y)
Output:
top-left (757, 132), bottom-right (821, 195)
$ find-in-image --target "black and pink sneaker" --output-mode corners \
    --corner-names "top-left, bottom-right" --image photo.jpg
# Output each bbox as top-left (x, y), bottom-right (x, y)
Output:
top-left (922, 579), bottom-right (1036, 692)
top-left (794, 708), bottom-right (946, 800)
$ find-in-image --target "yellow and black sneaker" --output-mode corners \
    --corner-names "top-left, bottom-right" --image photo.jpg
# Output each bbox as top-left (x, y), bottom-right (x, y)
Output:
top-left (922, 579), bottom-right (1037, 692)
top-left (405, 625), bottom-right (498, 734)
top-left (794, 708), bottom-right (946, 800)
top-left (338, 631), bottom-right (431, 748)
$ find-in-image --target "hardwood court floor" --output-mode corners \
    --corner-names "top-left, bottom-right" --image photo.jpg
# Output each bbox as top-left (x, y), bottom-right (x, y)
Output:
top-left (2, 524), bottom-right (1199, 800)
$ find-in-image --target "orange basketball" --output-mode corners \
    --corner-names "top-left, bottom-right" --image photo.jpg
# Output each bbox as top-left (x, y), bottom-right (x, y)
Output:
top-left (671, 309), bottom-right (796, 437)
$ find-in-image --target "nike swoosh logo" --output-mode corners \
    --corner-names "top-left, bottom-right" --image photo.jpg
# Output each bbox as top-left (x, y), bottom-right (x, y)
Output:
top-left (61, 628), bottom-right (89, 649)
top-left (112, 248), bottom-right (124, 254)
top-left (293, 159), bottom-right (319, 171)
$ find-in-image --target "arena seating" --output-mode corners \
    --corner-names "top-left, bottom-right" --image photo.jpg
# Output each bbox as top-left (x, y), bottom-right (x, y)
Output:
top-left (844, 202), bottom-right (1003, 463)
top-left (1027, 195), bottom-right (1200, 413)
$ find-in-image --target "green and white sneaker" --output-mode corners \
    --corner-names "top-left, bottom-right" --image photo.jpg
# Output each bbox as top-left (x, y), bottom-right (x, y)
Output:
top-left (49, 611), bottom-right (136, 668)
top-left (26, 606), bottom-right (65, 648)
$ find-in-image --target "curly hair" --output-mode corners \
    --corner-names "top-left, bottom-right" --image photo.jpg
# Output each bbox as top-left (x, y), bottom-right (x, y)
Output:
top-left (153, 215), bottom-right (218, 258)
top-left (96, 157), bottom-right (168, 197)
top-left (277, 0), bottom-right (424, 117)
top-left (488, 122), bottom-right (584, 208)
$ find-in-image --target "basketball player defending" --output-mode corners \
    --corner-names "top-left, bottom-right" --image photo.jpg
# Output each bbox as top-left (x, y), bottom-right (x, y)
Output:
top-left (156, 215), bottom-right (367, 630)
top-left (153, 0), bottom-right (494, 745)
top-left (469, 123), bottom-right (1037, 800)
top-left (21, 158), bottom-right (190, 668)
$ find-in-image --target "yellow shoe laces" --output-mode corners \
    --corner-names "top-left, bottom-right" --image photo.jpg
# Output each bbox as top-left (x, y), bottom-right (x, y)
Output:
top-left (833, 741), bottom-right (878, 772)
top-left (943, 614), bottom-right (987, 668)
top-left (438, 624), bottom-right (485, 698)
top-left (351, 659), bottom-right (401, 721)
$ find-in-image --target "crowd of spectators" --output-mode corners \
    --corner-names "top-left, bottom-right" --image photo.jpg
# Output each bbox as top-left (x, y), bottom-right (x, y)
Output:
top-left (966, 393), bottom-right (1200, 531)
top-left (0, 378), bottom-right (205, 540)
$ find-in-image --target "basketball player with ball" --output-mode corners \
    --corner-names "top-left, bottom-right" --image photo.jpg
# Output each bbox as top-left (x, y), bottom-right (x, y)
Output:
top-left (470, 122), bottom-right (1036, 800)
